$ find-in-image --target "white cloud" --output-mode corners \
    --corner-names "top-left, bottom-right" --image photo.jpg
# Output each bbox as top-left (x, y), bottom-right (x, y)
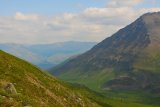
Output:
top-left (139, 8), bottom-right (160, 13)
top-left (15, 12), bottom-right (39, 21)
top-left (107, 0), bottom-right (143, 7)
top-left (0, 1), bottom-right (160, 44)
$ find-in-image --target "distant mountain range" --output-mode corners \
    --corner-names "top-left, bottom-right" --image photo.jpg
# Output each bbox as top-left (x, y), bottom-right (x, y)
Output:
top-left (0, 41), bottom-right (97, 69)
top-left (50, 12), bottom-right (160, 105)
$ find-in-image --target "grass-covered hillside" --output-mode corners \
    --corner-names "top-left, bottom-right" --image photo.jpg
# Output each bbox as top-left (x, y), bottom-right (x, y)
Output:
top-left (0, 50), bottom-right (103, 107)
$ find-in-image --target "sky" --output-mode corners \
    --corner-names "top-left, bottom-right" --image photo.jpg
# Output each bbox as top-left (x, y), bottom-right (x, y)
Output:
top-left (0, 0), bottom-right (160, 44)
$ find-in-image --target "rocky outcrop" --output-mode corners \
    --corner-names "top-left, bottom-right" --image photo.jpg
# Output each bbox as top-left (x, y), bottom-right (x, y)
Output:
top-left (3, 83), bottom-right (17, 94)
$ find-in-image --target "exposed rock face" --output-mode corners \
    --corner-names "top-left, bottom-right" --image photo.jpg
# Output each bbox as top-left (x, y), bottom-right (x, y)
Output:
top-left (4, 83), bottom-right (17, 94)
top-left (23, 106), bottom-right (32, 107)
top-left (103, 76), bottom-right (138, 90)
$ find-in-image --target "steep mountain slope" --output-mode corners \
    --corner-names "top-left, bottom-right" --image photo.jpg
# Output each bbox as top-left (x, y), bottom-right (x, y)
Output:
top-left (50, 12), bottom-right (160, 94)
top-left (0, 50), bottom-right (106, 107)
top-left (0, 41), bottom-right (96, 69)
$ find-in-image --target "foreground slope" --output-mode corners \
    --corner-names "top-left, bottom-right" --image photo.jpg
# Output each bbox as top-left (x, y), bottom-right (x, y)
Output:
top-left (51, 12), bottom-right (160, 94)
top-left (0, 50), bottom-right (102, 107)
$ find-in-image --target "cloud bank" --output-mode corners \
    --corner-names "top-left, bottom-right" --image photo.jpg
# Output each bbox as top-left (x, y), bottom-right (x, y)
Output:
top-left (0, 0), bottom-right (160, 44)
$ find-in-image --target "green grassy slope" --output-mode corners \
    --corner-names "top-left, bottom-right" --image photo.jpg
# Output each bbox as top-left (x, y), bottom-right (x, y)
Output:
top-left (58, 69), bottom-right (115, 92)
top-left (134, 50), bottom-right (160, 73)
top-left (0, 50), bottom-right (102, 107)
top-left (67, 83), bottom-right (160, 107)
top-left (57, 69), bottom-right (160, 107)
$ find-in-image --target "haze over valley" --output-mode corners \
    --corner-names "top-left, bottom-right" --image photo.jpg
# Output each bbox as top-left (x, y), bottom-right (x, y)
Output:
top-left (0, 41), bottom-right (96, 69)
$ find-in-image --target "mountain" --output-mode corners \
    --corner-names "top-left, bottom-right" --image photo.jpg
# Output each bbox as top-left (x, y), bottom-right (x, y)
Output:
top-left (0, 41), bottom-right (96, 69)
top-left (50, 12), bottom-right (160, 96)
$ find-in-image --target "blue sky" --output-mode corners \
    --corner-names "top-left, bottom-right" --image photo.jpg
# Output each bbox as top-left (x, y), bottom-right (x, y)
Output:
top-left (0, 0), bottom-right (107, 15)
top-left (0, 0), bottom-right (160, 44)
top-left (1, 0), bottom-right (159, 15)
